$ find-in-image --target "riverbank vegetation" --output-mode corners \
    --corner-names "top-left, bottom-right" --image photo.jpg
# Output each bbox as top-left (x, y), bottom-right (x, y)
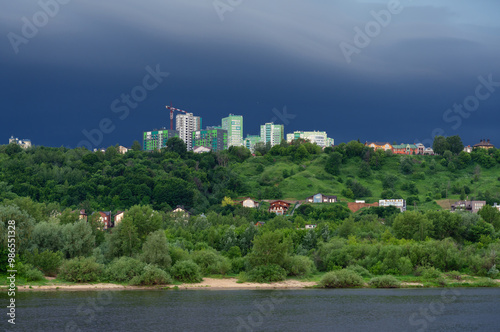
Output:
top-left (0, 137), bottom-right (500, 287)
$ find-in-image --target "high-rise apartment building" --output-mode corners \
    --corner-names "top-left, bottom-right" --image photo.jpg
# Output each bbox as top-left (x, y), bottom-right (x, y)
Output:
top-left (143, 129), bottom-right (179, 151)
top-left (176, 113), bottom-right (202, 151)
top-left (221, 114), bottom-right (243, 147)
top-left (244, 135), bottom-right (261, 152)
top-left (260, 123), bottom-right (284, 147)
top-left (286, 131), bottom-right (334, 148)
top-left (192, 129), bottom-right (228, 152)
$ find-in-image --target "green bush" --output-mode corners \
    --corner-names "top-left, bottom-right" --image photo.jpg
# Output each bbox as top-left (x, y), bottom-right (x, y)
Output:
top-left (346, 265), bottom-right (372, 278)
top-left (169, 246), bottom-right (190, 265)
top-left (130, 264), bottom-right (172, 286)
top-left (59, 257), bottom-right (104, 283)
top-left (369, 275), bottom-right (401, 288)
top-left (318, 269), bottom-right (364, 288)
top-left (397, 257), bottom-right (414, 276)
top-left (19, 263), bottom-right (45, 281)
top-left (191, 249), bottom-right (231, 275)
top-left (23, 249), bottom-right (63, 277)
top-left (446, 271), bottom-right (462, 280)
top-left (106, 257), bottom-right (146, 282)
top-left (487, 265), bottom-right (499, 279)
top-left (422, 267), bottom-right (442, 279)
top-left (170, 260), bottom-right (202, 283)
top-left (285, 256), bottom-right (315, 277)
top-left (230, 257), bottom-right (246, 274)
top-left (246, 264), bottom-right (287, 283)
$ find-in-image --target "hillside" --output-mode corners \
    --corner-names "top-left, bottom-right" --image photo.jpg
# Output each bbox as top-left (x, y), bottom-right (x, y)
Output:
top-left (0, 141), bottom-right (499, 214)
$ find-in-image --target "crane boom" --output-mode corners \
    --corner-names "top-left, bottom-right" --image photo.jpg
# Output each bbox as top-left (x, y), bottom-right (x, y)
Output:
top-left (166, 104), bottom-right (188, 130)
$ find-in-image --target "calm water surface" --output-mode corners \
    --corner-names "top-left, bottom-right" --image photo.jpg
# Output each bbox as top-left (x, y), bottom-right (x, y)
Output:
top-left (6, 288), bottom-right (500, 331)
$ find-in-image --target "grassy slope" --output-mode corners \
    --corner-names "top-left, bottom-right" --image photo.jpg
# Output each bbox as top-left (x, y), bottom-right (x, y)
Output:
top-left (231, 154), bottom-right (500, 210)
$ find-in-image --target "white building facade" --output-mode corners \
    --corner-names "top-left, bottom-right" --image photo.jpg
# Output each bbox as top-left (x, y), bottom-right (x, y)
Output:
top-left (286, 131), bottom-right (334, 147)
top-left (176, 113), bottom-right (201, 151)
top-left (379, 199), bottom-right (407, 212)
top-left (260, 123), bottom-right (284, 147)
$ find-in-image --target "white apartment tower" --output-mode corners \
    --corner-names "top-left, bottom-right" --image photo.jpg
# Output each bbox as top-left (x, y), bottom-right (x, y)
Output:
top-left (176, 113), bottom-right (202, 151)
top-left (260, 122), bottom-right (284, 147)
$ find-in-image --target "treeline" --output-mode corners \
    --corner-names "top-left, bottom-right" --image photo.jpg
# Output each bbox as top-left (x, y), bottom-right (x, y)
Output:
top-left (1, 197), bottom-right (499, 284)
top-left (1, 136), bottom-right (500, 214)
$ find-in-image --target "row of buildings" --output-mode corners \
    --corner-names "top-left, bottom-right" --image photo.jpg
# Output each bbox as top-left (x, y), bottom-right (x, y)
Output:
top-left (83, 197), bottom-right (499, 230)
top-left (367, 138), bottom-right (496, 155)
top-left (365, 142), bottom-right (435, 155)
top-left (143, 113), bottom-right (335, 153)
top-left (8, 136), bottom-right (32, 149)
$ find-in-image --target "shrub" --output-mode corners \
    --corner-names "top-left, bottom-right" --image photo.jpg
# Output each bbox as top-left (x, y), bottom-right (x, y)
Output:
top-left (369, 275), bottom-right (401, 288)
top-left (318, 269), bottom-right (364, 288)
top-left (397, 257), bottom-right (414, 276)
top-left (106, 257), bottom-right (146, 282)
top-left (246, 264), bottom-right (287, 283)
top-left (284, 256), bottom-right (315, 277)
top-left (446, 271), bottom-right (462, 280)
top-left (346, 265), bottom-right (372, 278)
top-left (191, 249), bottom-right (231, 275)
top-left (25, 267), bottom-right (45, 282)
top-left (59, 257), bottom-right (104, 283)
top-left (230, 257), bottom-right (246, 274)
top-left (487, 265), bottom-right (499, 279)
top-left (422, 267), bottom-right (442, 279)
top-left (170, 260), bottom-right (202, 283)
top-left (19, 263), bottom-right (45, 281)
top-left (169, 246), bottom-right (190, 265)
top-left (130, 264), bottom-right (172, 286)
top-left (23, 249), bottom-right (63, 277)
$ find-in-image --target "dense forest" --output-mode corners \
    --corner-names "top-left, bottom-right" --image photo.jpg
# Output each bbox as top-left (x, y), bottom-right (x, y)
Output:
top-left (1, 136), bottom-right (500, 286)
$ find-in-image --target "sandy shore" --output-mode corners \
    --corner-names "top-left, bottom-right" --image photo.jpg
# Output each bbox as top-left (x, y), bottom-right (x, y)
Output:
top-left (7, 278), bottom-right (499, 292)
top-left (11, 278), bottom-right (317, 292)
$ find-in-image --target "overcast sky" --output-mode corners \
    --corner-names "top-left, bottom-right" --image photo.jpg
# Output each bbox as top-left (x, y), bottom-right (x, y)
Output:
top-left (1, 0), bottom-right (499, 149)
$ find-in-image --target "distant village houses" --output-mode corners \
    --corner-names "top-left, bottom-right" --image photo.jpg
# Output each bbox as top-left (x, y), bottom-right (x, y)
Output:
top-left (97, 211), bottom-right (113, 230)
top-left (305, 193), bottom-right (337, 204)
top-left (114, 211), bottom-right (125, 226)
top-left (364, 142), bottom-right (433, 155)
top-left (269, 200), bottom-right (291, 215)
top-left (379, 199), bottom-right (407, 212)
top-left (473, 139), bottom-right (494, 150)
top-left (451, 200), bottom-right (486, 214)
top-left (241, 198), bottom-right (259, 209)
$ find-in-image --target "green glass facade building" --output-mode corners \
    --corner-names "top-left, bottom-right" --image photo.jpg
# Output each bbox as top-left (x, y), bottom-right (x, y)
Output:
top-left (244, 135), bottom-right (262, 152)
top-left (192, 129), bottom-right (228, 152)
top-left (143, 129), bottom-right (179, 151)
top-left (260, 122), bottom-right (284, 147)
top-left (221, 114), bottom-right (243, 147)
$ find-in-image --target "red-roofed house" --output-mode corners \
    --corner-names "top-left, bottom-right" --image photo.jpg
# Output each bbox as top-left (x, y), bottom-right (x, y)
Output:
top-left (269, 200), bottom-right (291, 215)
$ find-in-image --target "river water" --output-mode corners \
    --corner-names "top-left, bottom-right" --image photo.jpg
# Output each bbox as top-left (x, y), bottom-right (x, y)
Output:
top-left (6, 288), bottom-right (500, 331)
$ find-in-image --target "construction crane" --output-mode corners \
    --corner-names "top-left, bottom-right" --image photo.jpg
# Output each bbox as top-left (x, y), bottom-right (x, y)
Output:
top-left (165, 104), bottom-right (188, 130)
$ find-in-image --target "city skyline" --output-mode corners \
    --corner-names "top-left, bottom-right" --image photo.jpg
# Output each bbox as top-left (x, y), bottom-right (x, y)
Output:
top-left (2, 1), bottom-right (499, 149)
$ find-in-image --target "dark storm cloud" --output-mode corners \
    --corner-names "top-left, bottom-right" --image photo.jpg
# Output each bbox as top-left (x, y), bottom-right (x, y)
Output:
top-left (1, 0), bottom-right (499, 148)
